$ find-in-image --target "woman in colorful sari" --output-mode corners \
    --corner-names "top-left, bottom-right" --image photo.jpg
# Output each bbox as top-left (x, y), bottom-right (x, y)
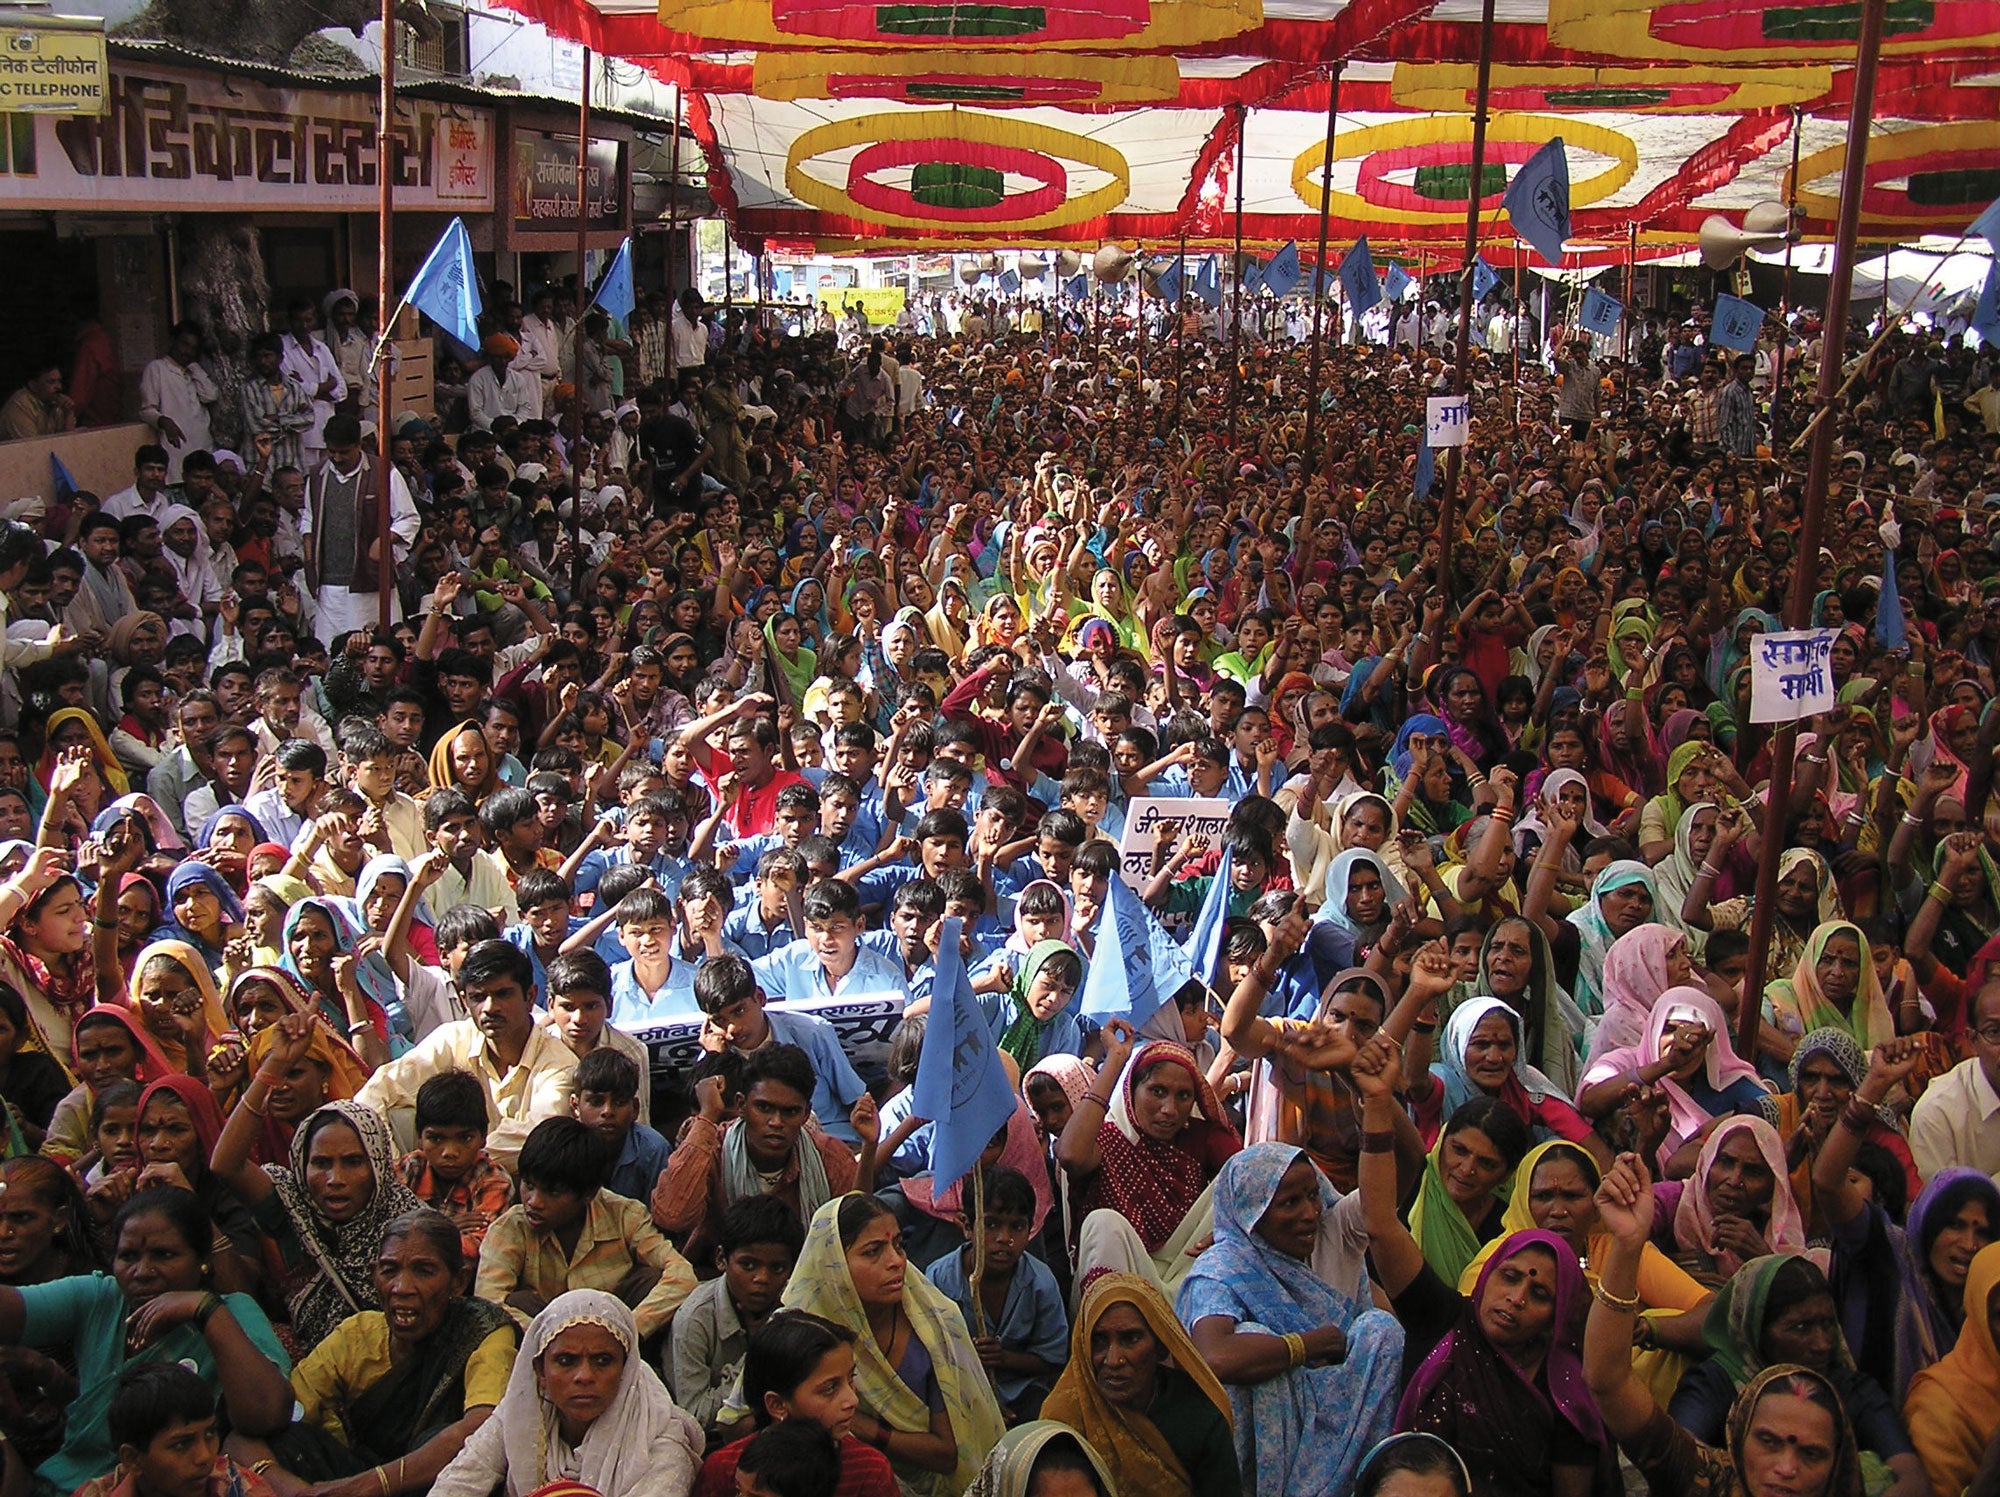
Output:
top-left (763, 612), bottom-right (817, 705)
top-left (1405, 996), bottom-right (1601, 1153)
top-left (1584, 1153), bottom-right (1866, 1497)
top-left (1566, 862), bottom-right (1662, 1020)
top-left (1639, 741), bottom-right (1735, 865)
top-left (155, 862), bottom-right (246, 973)
top-left (1409, 1097), bottom-right (1535, 1291)
top-left (196, 805), bottom-right (267, 897)
top-left (32, 708), bottom-right (129, 816)
top-left (135, 1074), bottom-right (263, 1291)
top-left (1312, 847), bottom-right (1407, 969)
top-left (1655, 1118), bottom-right (1808, 1288)
top-left (1906, 1241), bottom-right (2000, 1497)
top-left (1043, 1272), bottom-right (1240, 1497)
top-left (238, 1209), bottom-right (518, 1497)
top-left (125, 937), bottom-right (230, 1073)
top-left (1770, 1030), bottom-right (1920, 1239)
top-left (1586, 925), bottom-right (1696, 1068)
top-left (1669, 1254), bottom-right (1925, 1497)
top-left (234, 987), bottom-right (371, 1166)
top-left (1177, 1142), bottom-right (1405, 1497)
top-left (428, 1289), bottom-right (699, 1497)
top-left (3, 867), bottom-right (100, 1059)
top-left (1579, 989), bottom-right (1771, 1171)
top-left (1057, 1030), bottom-right (1241, 1292)
top-left (781, 1194), bottom-right (1004, 1497)
top-left (1764, 922), bottom-right (1895, 1068)
top-left (280, 898), bottom-right (404, 1063)
top-left (964, 1423), bottom-right (1116, 1497)
top-left (1469, 916), bottom-right (1590, 1098)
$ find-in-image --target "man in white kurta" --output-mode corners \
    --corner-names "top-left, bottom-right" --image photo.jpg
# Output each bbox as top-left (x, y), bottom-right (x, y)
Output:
top-left (301, 414), bottom-right (419, 643)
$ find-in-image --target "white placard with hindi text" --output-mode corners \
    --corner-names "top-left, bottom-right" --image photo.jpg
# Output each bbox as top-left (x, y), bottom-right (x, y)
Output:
top-left (1749, 627), bottom-right (1838, 723)
top-left (1117, 796), bottom-right (1233, 892)
top-left (1426, 395), bottom-right (1469, 448)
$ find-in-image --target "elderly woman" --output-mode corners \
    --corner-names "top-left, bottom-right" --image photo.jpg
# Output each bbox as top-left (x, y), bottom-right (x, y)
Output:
top-left (428, 1289), bottom-right (700, 1497)
top-left (1578, 988), bottom-right (1770, 1173)
top-left (1043, 1272), bottom-right (1240, 1497)
top-left (1177, 1142), bottom-right (1405, 1497)
top-left (1765, 922), bottom-right (1894, 1063)
top-left (233, 1209), bottom-right (517, 1497)
top-left (781, 1194), bottom-right (1004, 1497)
top-left (1584, 1153), bottom-right (1866, 1497)
top-left (1565, 861), bottom-right (1662, 1020)
top-left (1770, 1029), bottom-right (1919, 1237)
top-left (1405, 995), bottom-right (1602, 1153)
top-left (1584, 925), bottom-right (1696, 1068)
top-left (1057, 1028), bottom-right (1242, 1291)
top-left (1652, 1118), bottom-right (1807, 1288)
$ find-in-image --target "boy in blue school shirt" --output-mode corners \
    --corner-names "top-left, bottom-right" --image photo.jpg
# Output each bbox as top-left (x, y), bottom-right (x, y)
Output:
top-left (860, 879), bottom-right (944, 1003)
top-left (502, 868), bottom-right (586, 1001)
top-left (608, 885), bottom-right (699, 1021)
top-left (817, 771), bottom-right (885, 867)
top-left (573, 790), bottom-right (690, 904)
top-left (825, 723), bottom-right (888, 840)
top-left (692, 953), bottom-right (868, 1146)
top-left (573, 1046), bottom-right (669, 1202)
top-left (751, 878), bottom-right (910, 1010)
top-left (704, 782), bottom-right (821, 887)
top-left (670, 866), bottom-right (749, 965)
top-left (895, 757), bottom-right (973, 836)
top-left (723, 848), bottom-right (807, 958)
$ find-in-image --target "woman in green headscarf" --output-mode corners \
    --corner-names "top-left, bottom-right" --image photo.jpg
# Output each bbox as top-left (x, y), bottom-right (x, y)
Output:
top-left (978, 942), bottom-right (1085, 1072)
top-left (763, 611), bottom-right (817, 703)
top-left (1640, 740), bottom-right (1744, 864)
top-left (1765, 919), bottom-right (1894, 1062)
top-left (1609, 609), bottom-right (1656, 688)
top-left (1665, 1254), bottom-right (1925, 1497)
top-left (1408, 1096), bottom-right (1531, 1292)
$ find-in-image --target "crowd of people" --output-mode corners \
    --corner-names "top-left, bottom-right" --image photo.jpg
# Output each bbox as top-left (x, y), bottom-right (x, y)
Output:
top-left (0, 263), bottom-right (1992, 1497)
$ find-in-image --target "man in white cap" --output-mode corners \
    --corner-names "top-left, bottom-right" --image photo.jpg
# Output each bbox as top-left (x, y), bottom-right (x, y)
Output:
top-left (323, 289), bottom-right (374, 424)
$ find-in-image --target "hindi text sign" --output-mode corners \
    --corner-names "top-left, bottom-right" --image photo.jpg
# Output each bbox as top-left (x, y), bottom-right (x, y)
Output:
top-left (1749, 628), bottom-right (1837, 723)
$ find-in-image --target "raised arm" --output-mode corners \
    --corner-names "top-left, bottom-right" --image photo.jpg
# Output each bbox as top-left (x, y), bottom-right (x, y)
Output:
top-left (1350, 1033), bottom-right (1425, 1297)
top-left (1055, 1019), bottom-right (1132, 1179)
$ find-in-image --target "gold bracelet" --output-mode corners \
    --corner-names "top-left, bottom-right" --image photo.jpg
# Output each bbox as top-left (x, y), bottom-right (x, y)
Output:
top-left (375, 1467), bottom-right (390, 1497)
top-left (1929, 881), bottom-right (1955, 906)
top-left (1593, 1281), bottom-right (1641, 1315)
top-left (1281, 1331), bottom-right (1308, 1369)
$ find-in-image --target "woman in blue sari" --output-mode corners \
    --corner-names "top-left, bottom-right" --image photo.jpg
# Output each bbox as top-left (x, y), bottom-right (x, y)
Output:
top-left (156, 861), bottom-right (245, 970)
top-left (1178, 1141), bottom-right (1405, 1497)
top-left (280, 897), bottom-right (407, 1063)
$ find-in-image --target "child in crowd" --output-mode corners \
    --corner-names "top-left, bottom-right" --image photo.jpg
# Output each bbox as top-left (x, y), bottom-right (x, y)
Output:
top-left (693, 955), bottom-right (867, 1145)
top-left (76, 1361), bottom-right (277, 1497)
top-left (723, 849), bottom-right (806, 959)
top-left (922, 1166), bottom-right (1068, 1423)
top-left (474, 1115), bottom-right (694, 1343)
top-left (397, 1069), bottom-right (514, 1262)
top-left (502, 868), bottom-right (581, 1001)
top-left (667, 1195), bottom-right (805, 1440)
top-left (544, 949), bottom-right (653, 1125)
top-left (573, 1047), bottom-right (669, 1202)
top-left (80, 1077), bottom-right (142, 1188)
top-left (609, 885), bottom-right (697, 1019)
top-left (732, 1423), bottom-right (838, 1497)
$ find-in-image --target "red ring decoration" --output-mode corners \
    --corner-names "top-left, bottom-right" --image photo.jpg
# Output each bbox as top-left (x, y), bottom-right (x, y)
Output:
top-left (1855, 146), bottom-right (2000, 217)
top-left (843, 138), bottom-right (1068, 222)
top-left (1644, 0), bottom-right (1992, 50)
top-left (1354, 140), bottom-right (1544, 214)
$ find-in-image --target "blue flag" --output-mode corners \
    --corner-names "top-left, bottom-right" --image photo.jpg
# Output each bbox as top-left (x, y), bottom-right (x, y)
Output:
top-left (405, 217), bottom-right (483, 353)
top-left (49, 454), bottom-right (77, 505)
top-left (1339, 238), bottom-right (1382, 314)
top-left (1415, 439), bottom-right (1436, 501)
top-left (592, 237), bottom-right (635, 324)
top-left (1877, 532), bottom-right (1907, 650)
top-left (1471, 255), bottom-right (1500, 303)
top-left (1152, 258), bottom-right (1182, 304)
top-left (1078, 892), bottom-right (1132, 1025)
top-left (1180, 845), bottom-right (1233, 989)
top-left (1384, 264), bottom-right (1413, 304)
top-left (998, 268), bottom-right (1020, 295)
top-left (1193, 256), bottom-right (1223, 308)
top-left (910, 917), bottom-right (1017, 1191)
top-left (1241, 259), bottom-right (1263, 296)
top-left (1080, 878), bottom-right (1193, 1030)
top-left (1264, 241), bottom-right (1303, 299)
top-left (1972, 197), bottom-right (2000, 257)
top-left (1711, 294), bottom-right (1766, 353)
top-left (1974, 262), bottom-right (2000, 347)
top-left (1064, 274), bottom-right (1088, 301)
top-left (1578, 287), bottom-right (1623, 338)
top-left (1505, 138), bottom-right (1572, 267)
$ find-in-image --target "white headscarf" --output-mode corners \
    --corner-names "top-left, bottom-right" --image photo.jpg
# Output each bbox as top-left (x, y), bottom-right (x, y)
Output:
top-left (431, 1290), bottom-right (702, 1497)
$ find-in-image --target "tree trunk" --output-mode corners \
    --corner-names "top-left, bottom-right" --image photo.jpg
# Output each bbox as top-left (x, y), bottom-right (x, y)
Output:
top-left (174, 219), bottom-right (269, 450)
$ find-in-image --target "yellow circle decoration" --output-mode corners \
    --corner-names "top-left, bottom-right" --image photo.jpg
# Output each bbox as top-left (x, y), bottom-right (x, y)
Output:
top-left (1291, 115), bottom-right (1640, 226)
top-left (1789, 123), bottom-right (2000, 231)
top-left (784, 110), bottom-right (1131, 233)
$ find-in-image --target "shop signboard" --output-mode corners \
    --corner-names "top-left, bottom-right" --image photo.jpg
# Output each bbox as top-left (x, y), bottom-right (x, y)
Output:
top-left (0, 61), bottom-right (494, 211)
top-left (0, 21), bottom-right (107, 116)
top-left (510, 129), bottom-right (623, 231)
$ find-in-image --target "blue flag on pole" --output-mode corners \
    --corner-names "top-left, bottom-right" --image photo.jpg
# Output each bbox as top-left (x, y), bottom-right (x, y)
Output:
top-left (1241, 259), bottom-right (1263, 296)
top-left (405, 217), bottom-right (483, 352)
top-left (592, 237), bottom-right (635, 323)
top-left (1152, 258), bottom-right (1182, 303)
top-left (910, 917), bottom-right (1018, 1191)
top-left (49, 454), bottom-right (77, 505)
top-left (1471, 255), bottom-right (1499, 302)
top-left (1180, 846), bottom-right (1233, 988)
top-left (1384, 264), bottom-right (1413, 304)
top-left (1504, 138), bottom-right (1572, 267)
top-left (1877, 532), bottom-right (1907, 650)
top-left (1578, 286), bottom-right (1623, 338)
top-left (1193, 257), bottom-right (1223, 308)
top-left (1711, 294), bottom-right (1766, 353)
top-left (1973, 262), bottom-right (2000, 347)
top-left (1080, 878), bottom-right (1194, 1029)
top-left (998, 269), bottom-right (1020, 294)
top-left (1077, 893), bottom-right (1132, 1024)
top-left (1971, 197), bottom-right (2000, 256)
top-left (1415, 440), bottom-right (1436, 501)
top-left (1064, 274), bottom-right (1088, 301)
top-left (1339, 238), bottom-right (1382, 314)
top-left (1264, 241), bottom-right (1303, 298)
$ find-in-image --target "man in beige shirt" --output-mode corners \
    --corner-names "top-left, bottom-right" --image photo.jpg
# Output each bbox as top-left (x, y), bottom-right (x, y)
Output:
top-left (356, 939), bottom-right (576, 1170)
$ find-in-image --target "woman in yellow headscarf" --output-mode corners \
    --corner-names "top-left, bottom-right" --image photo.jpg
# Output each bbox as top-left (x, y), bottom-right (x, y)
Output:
top-left (31, 707), bottom-right (128, 823)
top-left (1906, 1241), bottom-right (2000, 1497)
top-left (126, 938), bottom-right (230, 1072)
top-left (925, 575), bottom-right (971, 660)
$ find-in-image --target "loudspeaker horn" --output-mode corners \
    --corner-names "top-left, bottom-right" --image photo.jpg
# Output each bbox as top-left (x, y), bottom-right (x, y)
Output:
top-left (1697, 201), bottom-right (1794, 271)
top-left (1092, 244), bottom-right (1134, 282)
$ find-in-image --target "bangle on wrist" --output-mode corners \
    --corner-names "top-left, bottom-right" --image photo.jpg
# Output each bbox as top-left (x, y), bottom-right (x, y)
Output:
top-left (1929, 881), bottom-right (1955, 906)
top-left (1592, 1281), bottom-right (1641, 1315)
top-left (192, 1290), bottom-right (223, 1331)
top-left (1901, 811), bottom-right (1924, 828)
top-left (1360, 1128), bottom-right (1396, 1154)
top-left (1281, 1331), bottom-right (1308, 1370)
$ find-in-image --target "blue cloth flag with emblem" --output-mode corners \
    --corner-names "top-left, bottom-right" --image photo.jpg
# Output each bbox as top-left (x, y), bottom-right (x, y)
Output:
top-left (1264, 241), bottom-right (1303, 298)
top-left (1384, 264), bottom-right (1413, 304)
top-left (997, 269), bottom-right (1020, 294)
top-left (1152, 258), bottom-right (1183, 303)
top-left (911, 916), bottom-right (1018, 1190)
top-left (1578, 287), bottom-right (1623, 338)
top-left (1971, 197), bottom-right (2000, 257)
top-left (1339, 239), bottom-right (1382, 314)
top-left (1711, 294), bottom-right (1766, 353)
top-left (1241, 259), bottom-right (1263, 295)
top-left (1471, 256), bottom-right (1500, 303)
top-left (405, 217), bottom-right (484, 352)
top-left (1974, 262), bottom-right (2000, 347)
top-left (1064, 274), bottom-right (1088, 301)
top-left (592, 237), bottom-right (635, 323)
top-left (1180, 845), bottom-right (1233, 988)
top-left (1194, 256), bottom-right (1224, 308)
top-left (1080, 877), bottom-right (1194, 1029)
top-left (1505, 139), bottom-right (1571, 267)
top-left (1877, 532), bottom-right (1907, 649)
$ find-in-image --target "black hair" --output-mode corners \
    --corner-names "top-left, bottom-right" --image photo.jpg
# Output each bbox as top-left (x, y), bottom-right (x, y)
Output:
top-left (801, 880), bottom-right (860, 924)
top-left (576, 1047), bottom-right (642, 1104)
top-left (835, 1192), bottom-right (895, 1249)
top-left (717, 1194), bottom-right (806, 1262)
top-left (613, 885), bottom-right (677, 928)
top-left (107, 1361), bottom-right (216, 1454)
top-left (744, 1311), bottom-right (857, 1428)
top-left (415, 1070), bottom-right (490, 1135)
top-left (273, 739), bottom-right (328, 776)
top-left (976, 1166), bottom-right (1037, 1223)
top-left (1852, 1141), bottom-right (1909, 1224)
top-left (736, 1421), bottom-right (837, 1497)
top-left (93, 1078), bottom-right (142, 1121)
top-left (478, 786), bottom-right (540, 837)
top-left (112, 1186), bottom-right (212, 1261)
top-left (694, 954), bottom-right (760, 1016)
top-left (1441, 1096), bottom-right (1533, 1174)
top-left (546, 949), bottom-right (612, 1003)
top-left (455, 937), bottom-right (534, 996)
top-left (423, 786), bottom-right (479, 832)
top-left (593, 863), bottom-right (653, 913)
top-left (743, 1043), bottom-right (817, 1107)
top-left (687, 1049), bottom-right (747, 1108)
top-left (379, 1207), bottom-right (466, 1276)
top-left (435, 903), bottom-right (503, 955)
top-left (773, 782), bottom-right (821, 816)
top-left (1072, 841), bottom-right (1121, 880)
top-left (514, 869), bottom-right (572, 913)
top-left (515, 1116), bottom-right (611, 1196)
top-left (1760, 1254), bottom-right (1833, 1339)
top-left (891, 880), bottom-right (944, 920)
top-left (1355, 1436), bottom-right (1470, 1497)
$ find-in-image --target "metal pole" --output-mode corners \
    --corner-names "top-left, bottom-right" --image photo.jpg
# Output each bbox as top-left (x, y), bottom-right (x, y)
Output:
top-left (1172, 231), bottom-right (1187, 436)
top-left (1437, 0), bottom-right (1496, 608)
top-left (664, 90), bottom-right (682, 311)
top-left (375, 0), bottom-right (395, 631)
top-left (1135, 246), bottom-right (1147, 417)
top-left (1622, 222), bottom-right (1636, 365)
top-left (1512, 241), bottom-right (1522, 420)
top-left (1228, 103), bottom-right (1247, 448)
top-left (571, 47), bottom-right (591, 603)
top-left (1736, 0), bottom-right (1889, 1062)
top-left (1304, 64), bottom-right (1341, 477)
top-left (1773, 107), bottom-right (1803, 442)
